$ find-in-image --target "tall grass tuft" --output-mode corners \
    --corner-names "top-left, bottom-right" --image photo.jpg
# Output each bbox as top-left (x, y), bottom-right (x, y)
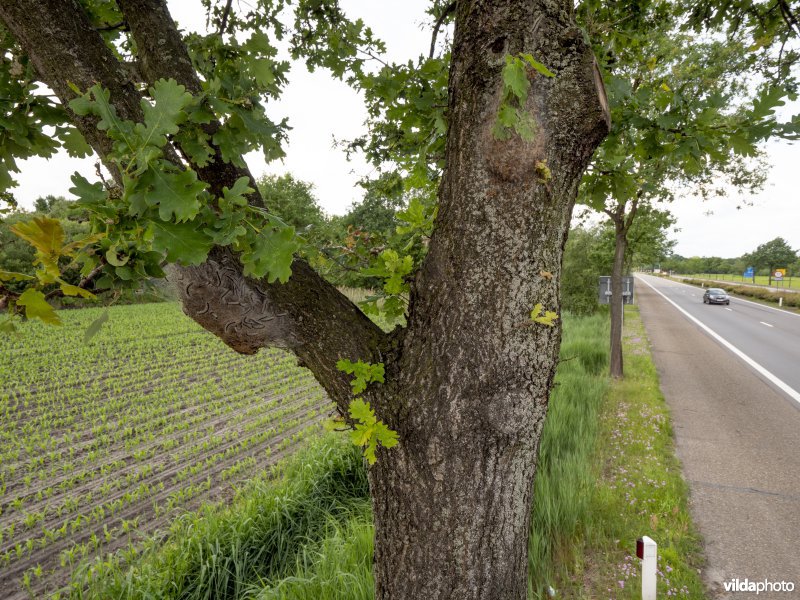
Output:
top-left (528, 313), bottom-right (609, 597)
top-left (249, 511), bottom-right (374, 600)
top-left (72, 437), bottom-right (369, 599)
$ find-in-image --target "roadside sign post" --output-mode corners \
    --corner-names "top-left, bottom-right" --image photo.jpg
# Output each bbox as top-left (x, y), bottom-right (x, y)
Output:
top-left (636, 536), bottom-right (658, 600)
top-left (771, 268), bottom-right (786, 287)
top-left (598, 276), bottom-right (635, 305)
top-left (743, 266), bottom-right (754, 283)
top-left (599, 276), bottom-right (635, 331)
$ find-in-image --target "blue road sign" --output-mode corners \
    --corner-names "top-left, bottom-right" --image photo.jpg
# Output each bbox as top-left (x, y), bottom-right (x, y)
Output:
top-left (744, 266), bottom-right (754, 278)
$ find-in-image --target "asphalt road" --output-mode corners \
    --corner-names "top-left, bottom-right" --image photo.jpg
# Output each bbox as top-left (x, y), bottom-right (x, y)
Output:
top-left (638, 275), bottom-right (800, 406)
top-left (635, 274), bottom-right (800, 599)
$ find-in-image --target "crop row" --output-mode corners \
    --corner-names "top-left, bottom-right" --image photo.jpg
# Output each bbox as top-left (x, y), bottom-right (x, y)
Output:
top-left (0, 302), bottom-right (334, 599)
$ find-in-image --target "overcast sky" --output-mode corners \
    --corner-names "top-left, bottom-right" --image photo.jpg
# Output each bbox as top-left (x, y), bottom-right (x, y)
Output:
top-left (10, 0), bottom-right (799, 259)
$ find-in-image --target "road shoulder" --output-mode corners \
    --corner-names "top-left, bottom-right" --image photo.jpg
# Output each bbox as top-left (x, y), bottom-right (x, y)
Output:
top-left (637, 281), bottom-right (800, 599)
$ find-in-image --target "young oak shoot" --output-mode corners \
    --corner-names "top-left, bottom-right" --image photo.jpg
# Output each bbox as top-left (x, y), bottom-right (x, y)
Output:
top-left (333, 359), bottom-right (398, 465)
top-left (494, 53), bottom-right (556, 141)
top-left (530, 303), bottom-right (559, 327)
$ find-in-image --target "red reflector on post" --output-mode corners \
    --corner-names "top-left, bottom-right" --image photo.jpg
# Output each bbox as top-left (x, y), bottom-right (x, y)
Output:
top-left (636, 537), bottom-right (644, 559)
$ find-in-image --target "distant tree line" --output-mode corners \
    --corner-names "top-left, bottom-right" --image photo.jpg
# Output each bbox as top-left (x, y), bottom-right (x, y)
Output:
top-left (660, 237), bottom-right (800, 277)
top-left (24, 175), bottom-right (796, 320)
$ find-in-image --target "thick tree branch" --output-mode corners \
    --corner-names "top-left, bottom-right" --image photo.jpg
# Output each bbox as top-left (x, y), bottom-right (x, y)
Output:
top-left (778, 0), bottom-right (800, 37)
top-left (115, 0), bottom-right (263, 205)
top-left (0, 0), bottom-right (387, 409)
top-left (624, 191), bottom-right (642, 230)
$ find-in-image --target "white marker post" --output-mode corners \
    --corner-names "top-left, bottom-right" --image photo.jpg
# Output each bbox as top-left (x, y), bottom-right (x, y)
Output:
top-left (636, 536), bottom-right (657, 600)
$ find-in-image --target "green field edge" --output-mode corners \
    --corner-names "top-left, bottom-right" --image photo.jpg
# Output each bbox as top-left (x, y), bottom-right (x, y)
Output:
top-left (676, 273), bottom-right (800, 291)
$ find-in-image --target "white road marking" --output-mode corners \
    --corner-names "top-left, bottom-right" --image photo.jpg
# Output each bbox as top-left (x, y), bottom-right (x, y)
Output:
top-left (725, 308), bottom-right (733, 312)
top-left (663, 277), bottom-right (800, 318)
top-left (760, 321), bottom-right (774, 328)
top-left (637, 276), bottom-right (800, 407)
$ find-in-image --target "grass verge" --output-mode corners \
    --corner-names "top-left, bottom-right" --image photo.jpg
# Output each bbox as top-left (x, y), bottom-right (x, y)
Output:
top-left (69, 437), bottom-right (369, 599)
top-left (544, 305), bottom-right (706, 599)
top-left (528, 313), bottom-right (610, 596)
top-left (684, 273), bottom-right (799, 291)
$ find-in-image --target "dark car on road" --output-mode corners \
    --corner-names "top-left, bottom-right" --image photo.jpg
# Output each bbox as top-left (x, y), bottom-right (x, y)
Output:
top-left (703, 288), bottom-right (730, 305)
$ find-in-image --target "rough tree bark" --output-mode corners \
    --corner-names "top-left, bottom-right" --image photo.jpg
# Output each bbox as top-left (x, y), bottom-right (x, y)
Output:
top-left (368, 2), bottom-right (609, 596)
top-left (0, 0), bottom-right (609, 598)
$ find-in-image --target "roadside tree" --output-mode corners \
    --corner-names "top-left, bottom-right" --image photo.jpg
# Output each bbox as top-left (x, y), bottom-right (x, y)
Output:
top-left (744, 236), bottom-right (799, 276)
top-left (579, 0), bottom-right (782, 377)
top-left (0, 1), bottom-right (609, 598)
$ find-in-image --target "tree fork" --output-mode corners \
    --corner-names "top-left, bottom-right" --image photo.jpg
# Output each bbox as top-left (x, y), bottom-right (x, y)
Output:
top-left (0, 0), bottom-right (386, 410)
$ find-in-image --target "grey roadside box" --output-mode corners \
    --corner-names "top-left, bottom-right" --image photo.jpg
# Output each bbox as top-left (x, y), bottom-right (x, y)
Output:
top-left (598, 276), bottom-right (635, 305)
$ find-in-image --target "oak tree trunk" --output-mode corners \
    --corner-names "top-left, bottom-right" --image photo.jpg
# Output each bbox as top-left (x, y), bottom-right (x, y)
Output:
top-left (367, 2), bottom-right (609, 598)
top-left (0, 1), bottom-right (610, 598)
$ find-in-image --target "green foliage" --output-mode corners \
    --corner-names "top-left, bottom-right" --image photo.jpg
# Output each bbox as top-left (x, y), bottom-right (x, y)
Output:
top-left (530, 303), bottom-right (559, 327)
top-left (335, 359), bottom-right (396, 465)
top-left (358, 249), bottom-right (414, 319)
top-left (494, 53), bottom-right (554, 141)
top-left (534, 160), bottom-right (552, 183)
top-left (0, 25), bottom-right (75, 197)
top-left (320, 173), bottom-right (429, 308)
top-left (16, 288), bottom-right (61, 325)
top-left (0, 198), bottom-right (98, 311)
top-left (335, 359), bottom-right (385, 395)
top-left (241, 217), bottom-right (301, 284)
top-left (682, 0), bottom-right (799, 139)
top-left (396, 196), bottom-right (436, 237)
top-left (4, 0), bottom-right (347, 313)
top-left (148, 220), bottom-right (212, 265)
top-left (744, 236), bottom-right (798, 270)
top-left (66, 79), bottom-right (299, 285)
top-left (623, 207), bottom-right (677, 269)
top-left (10, 216), bottom-right (67, 278)
top-left (362, 250), bottom-right (413, 296)
top-left (256, 174), bottom-right (327, 234)
top-left (0, 270), bottom-right (34, 281)
top-left (348, 398), bottom-right (399, 465)
top-left (342, 175), bottom-right (406, 237)
top-left (576, 0), bottom-right (790, 263)
top-left (1, 215), bottom-right (102, 323)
